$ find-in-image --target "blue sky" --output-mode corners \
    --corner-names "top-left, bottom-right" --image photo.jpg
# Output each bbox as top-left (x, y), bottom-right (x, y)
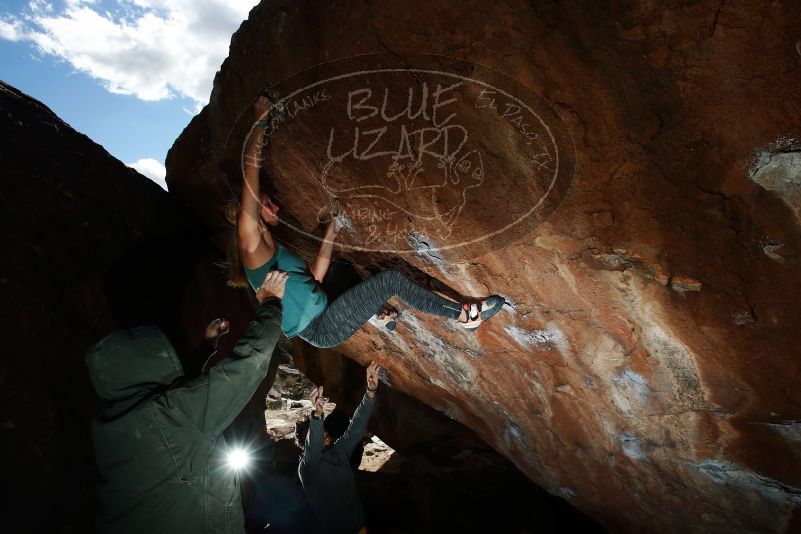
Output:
top-left (0, 0), bottom-right (259, 188)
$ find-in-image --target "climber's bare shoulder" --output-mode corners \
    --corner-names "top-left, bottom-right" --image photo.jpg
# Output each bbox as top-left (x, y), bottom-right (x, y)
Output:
top-left (239, 228), bottom-right (275, 269)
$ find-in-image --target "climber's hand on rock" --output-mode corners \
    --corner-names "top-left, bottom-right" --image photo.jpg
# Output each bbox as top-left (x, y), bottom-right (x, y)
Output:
top-left (252, 95), bottom-right (271, 119)
top-left (256, 270), bottom-right (288, 302)
top-left (311, 386), bottom-right (325, 417)
top-left (204, 318), bottom-right (230, 343)
top-left (325, 216), bottom-right (341, 239)
top-left (366, 361), bottom-right (381, 397)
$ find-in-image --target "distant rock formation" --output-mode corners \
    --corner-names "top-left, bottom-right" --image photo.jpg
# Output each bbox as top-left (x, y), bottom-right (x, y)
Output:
top-left (167, 1), bottom-right (801, 531)
top-left (0, 80), bottom-right (255, 532)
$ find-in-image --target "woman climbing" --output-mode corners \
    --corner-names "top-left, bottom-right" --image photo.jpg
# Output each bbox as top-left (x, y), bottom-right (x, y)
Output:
top-left (227, 95), bottom-right (504, 349)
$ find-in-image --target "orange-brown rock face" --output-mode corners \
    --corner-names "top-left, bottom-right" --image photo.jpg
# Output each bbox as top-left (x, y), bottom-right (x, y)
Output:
top-left (167, 1), bottom-right (801, 531)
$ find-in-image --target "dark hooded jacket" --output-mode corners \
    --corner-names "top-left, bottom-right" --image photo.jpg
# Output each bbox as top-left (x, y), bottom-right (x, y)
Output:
top-left (86, 299), bottom-right (282, 534)
top-left (299, 393), bottom-right (376, 534)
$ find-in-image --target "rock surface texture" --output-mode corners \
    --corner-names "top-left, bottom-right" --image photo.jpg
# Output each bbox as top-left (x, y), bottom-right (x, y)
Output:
top-left (167, 1), bottom-right (801, 531)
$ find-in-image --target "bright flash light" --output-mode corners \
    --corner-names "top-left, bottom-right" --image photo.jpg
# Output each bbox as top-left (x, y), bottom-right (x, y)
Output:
top-left (227, 447), bottom-right (250, 471)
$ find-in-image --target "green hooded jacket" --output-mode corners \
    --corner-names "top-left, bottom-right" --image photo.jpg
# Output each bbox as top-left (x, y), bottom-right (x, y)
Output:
top-left (86, 299), bottom-right (282, 534)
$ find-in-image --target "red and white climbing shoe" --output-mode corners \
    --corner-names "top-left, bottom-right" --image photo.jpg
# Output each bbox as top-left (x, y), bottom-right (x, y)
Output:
top-left (459, 295), bottom-right (505, 330)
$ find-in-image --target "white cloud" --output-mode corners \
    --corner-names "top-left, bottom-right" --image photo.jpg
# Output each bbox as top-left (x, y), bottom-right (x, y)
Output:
top-left (3, 0), bottom-right (258, 105)
top-left (128, 157), bottom-right (167, 189)
top-left (0, 18), bottom-right (24, 41)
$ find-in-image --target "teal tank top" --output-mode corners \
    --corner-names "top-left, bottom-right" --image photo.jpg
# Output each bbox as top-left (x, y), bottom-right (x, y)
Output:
top-left (243, 243), bottom-right (328, 337)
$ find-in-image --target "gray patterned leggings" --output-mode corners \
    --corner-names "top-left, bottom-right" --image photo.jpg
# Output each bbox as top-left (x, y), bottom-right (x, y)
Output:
top-left (297, 269), bottom-right (462, 348)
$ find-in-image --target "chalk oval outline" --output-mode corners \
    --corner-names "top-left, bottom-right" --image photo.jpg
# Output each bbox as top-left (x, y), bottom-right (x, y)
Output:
top-left (237, 54), bottom-right (575, 255)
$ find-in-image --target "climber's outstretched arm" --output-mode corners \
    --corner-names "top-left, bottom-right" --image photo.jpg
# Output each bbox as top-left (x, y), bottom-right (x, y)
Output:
top-left (299, 386), bottom-right (326, 483)
top-left (310, 218), bottom-right (340, 282)
top-left (332, 362), bottom-right (379, 457)
top-left (238, 95), bottom-right (275, 269)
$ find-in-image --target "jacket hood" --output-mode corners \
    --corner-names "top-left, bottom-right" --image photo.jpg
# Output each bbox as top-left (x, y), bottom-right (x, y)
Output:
top-left (86, 326), bottom-right (184, 402)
